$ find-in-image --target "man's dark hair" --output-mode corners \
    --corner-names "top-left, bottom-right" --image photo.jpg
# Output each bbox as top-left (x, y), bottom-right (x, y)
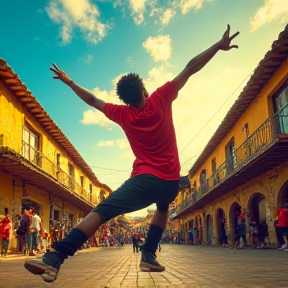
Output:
top-left (116, 73), bottom-right (143, 105)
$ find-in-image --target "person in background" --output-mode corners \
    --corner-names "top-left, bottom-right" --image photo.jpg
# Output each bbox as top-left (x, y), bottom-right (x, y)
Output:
top-left (238, 208), bottom-right (247, 249)
top-left (131, 232), bottom-right (139, 253)
top-left (0, 214), bottom-right (12, 257)
top-left (17, 206), bottom-right (31, 255)
top-left (249, 219), bottom-right (259, 249)
top-left (27, 209), bottom-right (42, 256)
top-left (275, 205), bottom-right (288, 251)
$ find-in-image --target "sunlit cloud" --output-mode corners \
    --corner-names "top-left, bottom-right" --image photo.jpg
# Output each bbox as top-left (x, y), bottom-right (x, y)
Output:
top-left (96, 139), bottom-right (130, 150)
top-left (81, 109), bottom-right (113, 127)
top-left (129, 0), bottom-right (146, 25)
top-left (113, 0), bottom-right (212, 27)
top-left (80, 75), bottom-right (123, 127)
top-left (116, 139), bottom-right (130, 150)
top-left (96, 140), bottom-right (114, 147)
top-left (161, 8), bottom-right (176, 25)
top-left (46, 0), bottom-right (111, 45)
top-left (179, 0), bottom-right (213, 14)
top-left (250, 0), bottom-right (288, 31)
top-left (143, 35), bottom-right (172, 62)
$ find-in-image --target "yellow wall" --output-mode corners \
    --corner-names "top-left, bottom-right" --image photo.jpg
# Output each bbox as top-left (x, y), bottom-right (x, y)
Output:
top-left (190, 58), bottom-right (288, 188)
top-left (180, 162), bottom-right (288, 247)
top-left (0, 80), bottom-right (105, 205)
top-left (0, 67), bottom-right (111, 252)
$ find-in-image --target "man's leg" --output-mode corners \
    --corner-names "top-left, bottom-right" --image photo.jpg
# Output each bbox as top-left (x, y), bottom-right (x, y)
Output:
top-left (24, 175), bottom-right (158, 282)
top-left (27, 233), bottom-right (35, 256)
top-left (141, 209), bottom-right (168, 253)
top-left (24, 211), bottom-right (104, 283)
top-left (140, 209), bottom-right (168, 272)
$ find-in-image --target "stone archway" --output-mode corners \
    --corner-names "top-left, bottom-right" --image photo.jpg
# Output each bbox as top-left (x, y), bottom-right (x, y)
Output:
top-left (247, 192), bottom-right (269, 247)
top-left (277, 180), bottom-right (288, 208)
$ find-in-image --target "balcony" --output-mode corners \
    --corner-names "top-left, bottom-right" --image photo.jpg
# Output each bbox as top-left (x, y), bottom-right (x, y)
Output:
top-left (174, 107), bottom-right (288, 218)
top-left (0, 142), bottom-right (96, 212)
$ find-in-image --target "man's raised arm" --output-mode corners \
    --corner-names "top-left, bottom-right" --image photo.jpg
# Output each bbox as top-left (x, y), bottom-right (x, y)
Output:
top-left (173, 24), bottom-right (239, 92)
top-left (50, 63), bottom-right (105, 112)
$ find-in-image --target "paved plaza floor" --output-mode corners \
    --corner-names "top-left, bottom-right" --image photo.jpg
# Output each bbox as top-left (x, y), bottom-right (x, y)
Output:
top-left (0, 244), bottom-right (288, 288)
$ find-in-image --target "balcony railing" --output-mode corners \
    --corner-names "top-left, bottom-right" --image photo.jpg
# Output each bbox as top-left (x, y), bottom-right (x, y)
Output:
top-left (175, 105), bottom-right (288, 216)
top-left (21, 141), bottom-right (93, 204)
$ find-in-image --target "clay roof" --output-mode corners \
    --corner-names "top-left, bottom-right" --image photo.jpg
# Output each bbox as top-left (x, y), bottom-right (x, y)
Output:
top-left (189, 24), bottom-right (288, 176)
top-left (0, 59), bottom-right (112, 194)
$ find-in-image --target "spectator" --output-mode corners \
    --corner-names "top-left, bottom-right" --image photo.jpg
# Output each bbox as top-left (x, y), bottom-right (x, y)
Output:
top-left (275, 205), bottom-right (288, 251)
top-left (16, 205), bottom-right (31, 255)
top-left (131, 233), bottom-right (139, 253)
top-left (0, 214), bottom-right (12, 257)
top-left (27, 209), bottom-right (42, 256)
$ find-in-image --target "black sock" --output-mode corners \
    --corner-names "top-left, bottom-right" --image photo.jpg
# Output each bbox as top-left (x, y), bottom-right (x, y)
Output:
top-left (141, 224), bottom-right (163, 255)
top-left (53, 228), bottom-right (88, 260)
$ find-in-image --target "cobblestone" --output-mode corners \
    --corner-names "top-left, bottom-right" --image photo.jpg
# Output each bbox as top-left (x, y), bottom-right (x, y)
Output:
top-left (0, 244), bottom-right (288, 287)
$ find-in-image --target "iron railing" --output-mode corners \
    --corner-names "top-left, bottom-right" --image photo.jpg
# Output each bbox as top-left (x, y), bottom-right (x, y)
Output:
top-left (174, 106), bottom-right (288, 216)
top-left (21, 141), bottom-right (95, 205)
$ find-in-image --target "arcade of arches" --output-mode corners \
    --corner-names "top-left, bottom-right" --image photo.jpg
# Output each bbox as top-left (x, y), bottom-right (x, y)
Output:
top-left (178, 167), bottom-right (288, 248)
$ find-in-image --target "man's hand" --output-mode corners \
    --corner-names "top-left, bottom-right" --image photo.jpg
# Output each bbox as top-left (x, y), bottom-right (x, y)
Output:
top-left (50, 63), bottom-right (73, 85)
top-left (218, 24), bottom-right (239, 51)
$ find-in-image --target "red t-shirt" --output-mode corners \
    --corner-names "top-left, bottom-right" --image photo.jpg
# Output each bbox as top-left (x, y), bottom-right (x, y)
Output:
top-left (0, 218), bottom-right (12, 240)
top-left (104, 81), bottom-right (180, 181)
top-left (276, 208), bottom-right (288, 227)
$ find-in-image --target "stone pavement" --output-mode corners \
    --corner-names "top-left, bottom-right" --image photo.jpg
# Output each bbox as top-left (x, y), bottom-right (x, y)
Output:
top-left (1, 244), bottom-right (288, 288)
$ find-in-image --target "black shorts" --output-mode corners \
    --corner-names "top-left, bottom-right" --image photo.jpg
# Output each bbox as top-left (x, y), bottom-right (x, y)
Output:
top-left (92, 174), bottom-right (179, 222)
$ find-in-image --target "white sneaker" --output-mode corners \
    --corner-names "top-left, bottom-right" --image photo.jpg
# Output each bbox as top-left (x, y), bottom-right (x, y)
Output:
top-left (283, 248), bottom-right (288, 252)
top-left (279, 243), bottom-right (287, 250)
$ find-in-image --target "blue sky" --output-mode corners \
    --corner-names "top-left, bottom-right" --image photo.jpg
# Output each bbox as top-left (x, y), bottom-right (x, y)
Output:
top-left (1, 0), bottom-right (288, 216)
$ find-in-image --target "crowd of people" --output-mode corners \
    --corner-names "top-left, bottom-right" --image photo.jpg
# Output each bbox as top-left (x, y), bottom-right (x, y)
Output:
top-left (1, 203), bottom-right (288, 257)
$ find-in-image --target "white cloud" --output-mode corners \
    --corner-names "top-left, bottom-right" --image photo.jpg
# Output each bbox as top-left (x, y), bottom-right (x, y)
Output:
top-left (96, 140), bottom-right (114, 147)
top-left (95, 138), bottom-right (130, 149)
top-left (161, 8), bottom-right (176, 25)
top-left (81, 109), bottom-right (113, 126)
top-left (143, 35), bottom-right (172, 62)
top-left (179, 0), bottom-right (213, 15)
top-left (113, 0), bottom-right (212, 27)
top-left (116, 139), bottom-right (130, 150)
top-left (250, 0), bottom-right (288, 31)
top-left (46, 0), bottom-right (111, 45)
top-left (129, 0), bottom-right (146, 25)
top-left (80, 83), bottom-right (121, 127)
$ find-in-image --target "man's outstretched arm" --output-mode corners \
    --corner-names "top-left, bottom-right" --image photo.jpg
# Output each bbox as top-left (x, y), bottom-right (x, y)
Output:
top-left (173, 24), bottom-right (239, 92)
top-left (50, 63), bottom-right (105, 112)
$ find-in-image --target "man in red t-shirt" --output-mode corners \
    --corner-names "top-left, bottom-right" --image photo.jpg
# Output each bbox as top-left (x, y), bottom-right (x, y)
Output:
top-left (275, 206), bottom-right (288, 250)
top-left (25, 25), bottom-right (239, 283)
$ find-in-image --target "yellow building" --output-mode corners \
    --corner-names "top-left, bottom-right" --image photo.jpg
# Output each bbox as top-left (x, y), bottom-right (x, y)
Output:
top-left (174, 25), bottom-right (288, 248)
top-left (0, 59), bottom-right (111, 250)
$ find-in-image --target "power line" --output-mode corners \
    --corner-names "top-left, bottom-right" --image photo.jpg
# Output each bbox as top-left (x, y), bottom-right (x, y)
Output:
top-left (179, 68), bottom-right (255, 167)
top-left (90, 166), bottom-right (130, 172)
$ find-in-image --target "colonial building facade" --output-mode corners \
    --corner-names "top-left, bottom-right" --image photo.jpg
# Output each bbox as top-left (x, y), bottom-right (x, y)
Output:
top-left (0, 59), bottom-right (111, 250)
top-left (174, 25), bottom-right (288, 248)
